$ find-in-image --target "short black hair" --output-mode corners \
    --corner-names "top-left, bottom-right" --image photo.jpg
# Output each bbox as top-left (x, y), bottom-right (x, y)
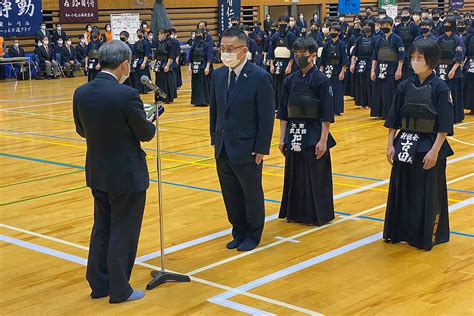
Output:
top-left (330, 25), bottom-right (341, 32)
top-left (365, 6), bottom-right (373, 11)
top-left (409, 39), bottom-right (440, 69)
top-left (293, 36), bottom-right (318, 54)
top-left (379, 9), bottom-right (386, 15)
top-left (363, 20), bottom-right (375, 31)
top-left (401, 7), bottom-right (412, 14)
top-left (221, 26), bottom-right (248, 45)
top-left (432, 9), bottom-right (441, 15)
top-left (120, 30), bottom-right (129, 38)
top-left (241, 25), bottom-right (251, 32)
top-left (230, 16), bottom-right (239, 21)
top-left (381, 17), bottom-right (394, 26)
top-left (443, 16), bottom-right (458, 32)
top-left (419, 20), bottom-right (432, 27)
top-left (278, 15), bottom-right (290, 23)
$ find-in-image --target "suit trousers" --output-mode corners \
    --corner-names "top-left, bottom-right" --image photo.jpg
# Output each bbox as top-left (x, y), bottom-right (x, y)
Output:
top-left (86, 189), bottom-right (146, 303)
top-left (44, 60), bottom-right (60, 77)
top-left (216, 146), bottom-right (265, 244)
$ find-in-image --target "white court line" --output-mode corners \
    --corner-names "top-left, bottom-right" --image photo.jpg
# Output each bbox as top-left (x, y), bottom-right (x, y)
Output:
top-left (187, 204), bottom-right (387, 276)
top-left (208, 298), bottom-right (276, 316)
top-left (0, 229), bottom-right (319, 315)
top-left (447, 173), bottom-right (474, 185)
top-left (0, 110), bottom-right (71, 119)
top-left (448, 137), bottom-right (474, 146)
top-left (449, 197), bottom-right (474, 213)
top-left (138, 152), bottom-right (474, 264)
top-left (0, 101), bottom-right (71, 111)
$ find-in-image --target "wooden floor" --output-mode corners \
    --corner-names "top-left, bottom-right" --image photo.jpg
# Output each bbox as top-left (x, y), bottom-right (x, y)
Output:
top-left (1, 69), bottom-right (473, 315)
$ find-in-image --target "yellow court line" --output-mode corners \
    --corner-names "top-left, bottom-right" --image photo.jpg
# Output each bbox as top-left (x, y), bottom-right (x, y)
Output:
top-left (0, 134), bottom-right (85, 149)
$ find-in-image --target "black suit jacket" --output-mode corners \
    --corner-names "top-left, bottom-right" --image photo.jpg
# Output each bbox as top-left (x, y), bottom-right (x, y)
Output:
top-left (52, 30), bottom-right (67, 43)
top-left (37, 45), bottom-right (54, 66)
top-left (35, 30), bottom-right (50, 43)
top-left (73, 72), bottom-right (156, 192)
top-left (8, 46), bottom-right (25, 57)
top-left (75, 44), bottom-right (87, 61)
top-left (210, 61), bottom-right (275, 164)
top-left (59, 45), bottom-right (76, 62)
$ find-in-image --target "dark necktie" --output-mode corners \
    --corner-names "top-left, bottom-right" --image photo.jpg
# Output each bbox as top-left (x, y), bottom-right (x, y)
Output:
top-left (227, 70), bottom-right (236, 97)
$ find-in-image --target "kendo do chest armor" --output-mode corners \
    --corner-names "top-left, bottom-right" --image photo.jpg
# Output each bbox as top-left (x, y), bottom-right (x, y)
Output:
top-left (400, 82), bottom-right (437, 133)
top-left (287, 85), bottom-right (321, 120)
top-left (398, 24), bottom-right (413, 49)
top-left (192, 45), bottom-right (206, 62)
top-left (358, 37), bottom-right (373, 59)
top-left (155, 42), bottom-right (169, 62)
top-left (327, 43), bottom-right (340, 65)
top-left (274, 35), bottom-right (291, 59)
top-left (377, 37), bottom-right (398, 62)
top-left (439, 37), bottom-right (456, 64)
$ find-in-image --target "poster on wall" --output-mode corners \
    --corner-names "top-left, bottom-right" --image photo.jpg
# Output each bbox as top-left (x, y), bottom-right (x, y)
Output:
top-left (60, 0), bottom-right (98, 23)
top-left (110, 13), bottom-right (141, 44)
top-left (451, 0), bottom-right (464, 9)
top-left (0, 0), bottom-right (42, 37)
top-left (379, 0), bottom-right (397, 19)
top-left (218, 0), bottom-right (241, 35)
top-left (338, 0), bottom-right (360, 15)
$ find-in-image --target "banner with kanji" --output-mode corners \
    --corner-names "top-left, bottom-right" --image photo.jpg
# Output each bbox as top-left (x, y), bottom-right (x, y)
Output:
top-left (218, 0), bottom-right (240, 35)
top-left (379, 0), bottom-right (397, 19)
top-left (338, 0), bottom-right (360, 15)
top-left (0, 0), bottom-right (42, 37)
top-left (60, 0), bottom-right (98, 23)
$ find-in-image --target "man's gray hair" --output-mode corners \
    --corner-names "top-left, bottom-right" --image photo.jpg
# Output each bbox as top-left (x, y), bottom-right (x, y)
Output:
top-left (98, 40), bottom-right (132, 69)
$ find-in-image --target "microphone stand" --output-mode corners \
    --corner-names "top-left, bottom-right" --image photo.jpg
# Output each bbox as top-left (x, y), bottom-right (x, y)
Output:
top-left (146, 87), bottom-right (191, 290)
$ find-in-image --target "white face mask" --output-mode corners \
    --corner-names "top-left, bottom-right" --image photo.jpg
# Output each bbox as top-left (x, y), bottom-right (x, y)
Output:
top-left (411, 60), bottom-right (429, 74)
top-left (106, 27), bottom-right (111, 31)
top-left (221, 51), bottom-right (242, 68)
top-left (322, 27), bottom-right (329, 34)
top-left (41, 26), bottom-right (46, 31)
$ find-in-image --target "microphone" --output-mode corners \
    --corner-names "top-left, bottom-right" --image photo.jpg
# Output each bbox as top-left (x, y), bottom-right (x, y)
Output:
top-left (140, 75), bottom-right (167, 99)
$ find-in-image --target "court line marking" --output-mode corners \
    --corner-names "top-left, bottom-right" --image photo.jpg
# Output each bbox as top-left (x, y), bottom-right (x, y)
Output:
top-left (0, 232), bottom-right (319, 315)
top-left (0, 170), bottom-right (82, 189)
top-left (448, 136), bottom-right (474, 146)
top-left (0, 101), bottom-right (71, 111)
top-left (1, 128), bottom-right (472, 194)
top-left (208, 298), bottom-right (276, 316)
top-left (447, 173), bottom-right (474, 185)
top-left (1, 151), bottom-right (472, 264)
top-left (209, 197), bottom-right (474, 313)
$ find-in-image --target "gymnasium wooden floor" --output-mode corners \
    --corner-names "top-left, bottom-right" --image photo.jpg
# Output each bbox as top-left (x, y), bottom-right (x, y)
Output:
top-left (1, 69), bottom-right (473, 315)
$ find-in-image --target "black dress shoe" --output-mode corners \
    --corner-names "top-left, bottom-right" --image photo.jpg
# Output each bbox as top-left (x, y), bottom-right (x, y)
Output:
top-left (237, 239), bottom-right (258, 252)
top-left (226, 239), bottom-right (243, 249)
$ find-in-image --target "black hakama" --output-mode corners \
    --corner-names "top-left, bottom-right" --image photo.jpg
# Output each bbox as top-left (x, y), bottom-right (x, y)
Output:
top-left (191, 68), bottom-right (210, 106)
top-left (330, 75), bottom-right (345, 115)
top-left (133, 66), bottom-right (152, 94)
top-left (384, 154), bottom-right (450, 250)
top-left (354, 64), bottom-right (372, 108)
top-left (279, 147), bottom-right (335, 225)
top-left (444, 77), bottom-right (465, 123)
top-left (371, 76), bottom-right (396, 119)
top-left (155, 69), bottom-right (176, 103)
top-left (463, 68), bottom-right (474, 112)
top-left (273, 58), bottom-right (290, 112)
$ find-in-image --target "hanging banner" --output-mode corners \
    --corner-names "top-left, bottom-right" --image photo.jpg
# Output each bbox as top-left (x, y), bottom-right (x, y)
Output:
top-left (60, 0), bottom-right (98, 23)
top-left (451, 0), bottom-right (464, 9)
top-left (338, 0), bottom-right (360, 15)
top-left (110, 13), bottom-right (141, 44)
top-left (379, 0), bottom-right (397, 19)
top-left (218, 0), bottom-right (241, 35)
top-left (0, 0), bottom-right (42, 37)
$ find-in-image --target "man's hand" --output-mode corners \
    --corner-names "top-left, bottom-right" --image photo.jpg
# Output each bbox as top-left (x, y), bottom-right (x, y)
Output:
top-left (370, 71), bottom-right (376, 81)
top-left (339, 71), bottom-right (345, 81)
top-left (188, 67), bottom-right (192, 74)
top-left (278, 141), bottom-right (286, 156)
top-left (270, 65), bottom-right (275, 74)
top-left (395, 69), bottom-right (402, 81)
top-left (386, 145), bottom-right (395, 165)
top-left (253, 152), bottom-right (265, 165)
top-left (95, 63), bottom-right (101, 70)
top-left (315, 140), bottom-right (327, 159)
top-left (140, 62), bottom-right (146, 70)
top-left (350, 64), bottom-right (355, 73)
top-left (423, 148), bottom-right (439, 170)
top-left (164, 65), bottom-right (170, 72)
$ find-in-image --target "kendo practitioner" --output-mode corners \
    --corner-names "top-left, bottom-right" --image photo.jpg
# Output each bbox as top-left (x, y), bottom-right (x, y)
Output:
top-left (249, 22), bottom-right (268, 68)
top-left (309, 23), bottom-right (324, 48)
top-left (188, 28), bottom-right (212, 106)
top-left (320, 25), bottom-right (347, 115)
top-left (431, 9), bottom-right (444, 37)
top-left (119, 31), bottom-right (135, 88)
top-left (463, 23), bottom-right (474, 115)
top-left (414, 20), bottom-right (438, 43)
top-left (384, 39), bottom-right (454, 251)
top-left (394, 8), bottom-right (420, 80)
top-left (373, 18), bottom-right (384, 39)
top-left (345, 22), bottom-right (361, 99)
top-left (371, 17), bottom-right (405, 119)
top-left (269, 16), bottom-right (297, 111)
top-left (170, 28), bottom-right (182, 94)
top-left (436, 17), bottom-right (465, 124)
top-left (132, 28), bottom-right (152, 94)
top-left (153, 29), bottom-right (176, 104)
top-left (351, 20), bottom-right (376, 109)
top-left (278, 36), bottom-right (336, 226)
top-left (288, 16), bottom-right (301, 37)
top-left (242, 26), bottom-right (258, 64)
top-left (86, 30), bottom-right (103, 82)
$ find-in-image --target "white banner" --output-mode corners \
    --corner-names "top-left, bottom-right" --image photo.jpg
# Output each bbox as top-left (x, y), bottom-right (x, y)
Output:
top-left (110, 13), bottom-right (141, 44)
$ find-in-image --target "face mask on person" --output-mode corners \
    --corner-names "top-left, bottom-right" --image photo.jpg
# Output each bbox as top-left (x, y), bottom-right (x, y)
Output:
top-left (43, 40), bottom-right (49, 46)
top-left (432, 16), bottom-right (440, 21)
top-left (66, 40), bottom-right (72, 46)
top-left (352, 28), bottom-right (361, 36)
top-left (295, 54), bottom-right (313, 69)
top-left (41, 25), bottom-right (46, 31)
top-left (57, 27), bottom-right (62, 31)
top-left (299, 15), bottom-right (304, 20)
top-left (363, 27), bottom-right (372, 34)
top-left (458, 26), bottom-right (466, 33)
top-left (411, 59), bottom-right (429, 74)
top-left (279, 24), bottom-right (287, 32)
top-left (143, 24), bottom-right (148, 29)
top-left (381, 27), bottom-right (391, 34)
top-left (80, 39), bottom-right (86, 44)
top-left (232, 22), bottom-right (239, 27)
top-left (401, 15), bottom-right (410, 23)
top-left (14, 43), bottom-right (19, 48)
top-left (443, 25), bottom-right (453, 33)
top-left (57, 40), bottom-right (63, 46)
top-left (339, 17), bottom-right (344, 23)
top-left (87, 27), bottom-right (92, 32)
top-left (106, 26), bottom-right (111, 32)
top-left (330, 33), bottom-right (338, 39)
top-left (221, 48), bottom-right (243, 68)
top-left (120, 36), bottom-right (127, 42)
top-left (379, 14), bottom-right (386, 19)
top-left (413, 15), bottom-right (420, 21)
top-left (119, 61), bottom-right (130, 84)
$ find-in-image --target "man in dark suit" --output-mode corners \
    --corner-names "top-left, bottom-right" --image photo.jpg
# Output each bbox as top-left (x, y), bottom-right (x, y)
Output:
top-left (37, 36), bottom-right (60, 79)
top-left (75, 35), bottom-right (88, 68)
top-left (8, 38), bottom-right (30, 79)
top-left (59, 37), bottom-right (81, 77)
top-left (210, 27), bottom-right (275, 252)
top-left (73, 40), bottom-right (156, 303)
top-left (52, 23), bottom-right (67, 44)
top-left (35, 22), bottom-right (51, 43)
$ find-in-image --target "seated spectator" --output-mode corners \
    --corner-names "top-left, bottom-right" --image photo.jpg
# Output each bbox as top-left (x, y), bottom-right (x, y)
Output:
top-left (75, 35), bottom-right (87, 68)
top-left (84, 24), bottom-right (92, 44)
top-left (37, 36), bottom-right (60, 79)
top-left (59, 37), bottom-right (81, 77)
top-left (52, 23), bottom-right (67, 44)
top-left (101, 24), bottom-right (113, 42)
top-left (8, 38), bottom-right (30, 79)
top-left (35, 22), bottom-right (51, 44)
